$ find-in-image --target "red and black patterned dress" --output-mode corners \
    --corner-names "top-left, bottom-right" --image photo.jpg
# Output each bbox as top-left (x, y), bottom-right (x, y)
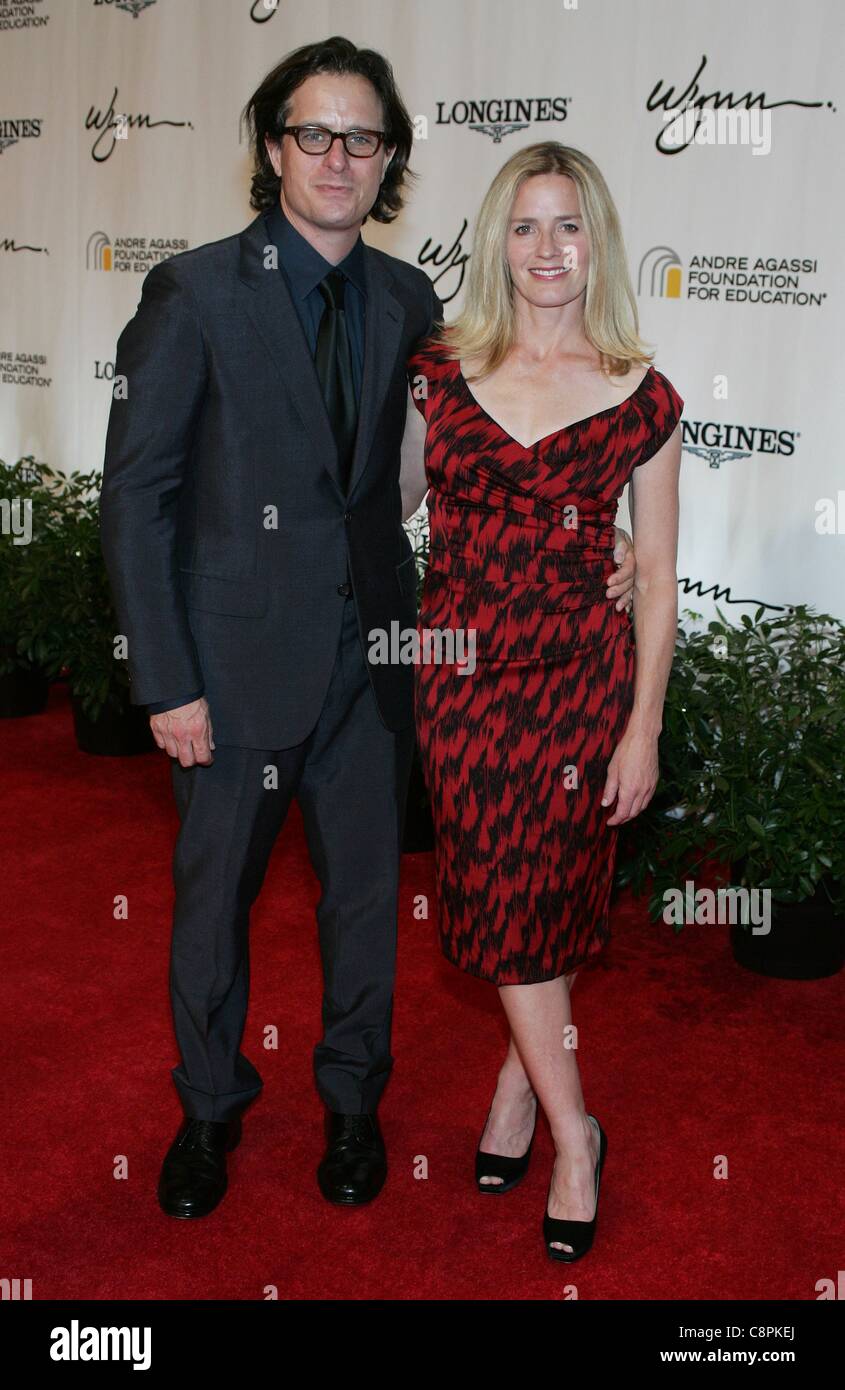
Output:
top-left (406, 342), bottom-right (683, 985)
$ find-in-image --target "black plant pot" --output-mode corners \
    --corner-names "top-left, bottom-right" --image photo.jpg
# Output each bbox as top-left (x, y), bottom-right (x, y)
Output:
top-left (0, 664), bottom-right (50, 718)
top-left (71, 690), bottom-right (155, 756)
top-left (730, 877), bottom-right (844, 980)
top-left (402, 742), bottom-right (434, 853)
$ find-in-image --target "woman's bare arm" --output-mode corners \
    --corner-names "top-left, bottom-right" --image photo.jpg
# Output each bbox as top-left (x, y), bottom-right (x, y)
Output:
top-left (628, 423), bottom-right (682, 729)
top-left (603, 423), bottom-right (682, 824)
top-left (400, 385), bottom-right (429, 521)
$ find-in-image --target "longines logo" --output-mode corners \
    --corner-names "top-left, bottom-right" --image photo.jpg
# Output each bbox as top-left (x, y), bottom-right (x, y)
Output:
top-left (0, 119), bottom-right (44, 155)
top-left (93, 0), bottom-right (157, 16)
top-left (638, 246), bottom-right (825, 308)
top-left (647, 54), bottom-right (832, 155)
top-left (682, 420), bottom-right (798, 469)
top-left (0, 236), bottom-right (48, 256)
top-left (435, 98), bottom-right (570, 143)
top-left (85, 86), bottom-right (192, 162)
top-left (86, 230), bottom-right (188, 272)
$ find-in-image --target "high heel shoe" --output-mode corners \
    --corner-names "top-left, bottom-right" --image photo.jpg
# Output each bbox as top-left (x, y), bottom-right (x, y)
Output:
top-left (475, 1096), bottom-right (537, 1195)
top-left (543, 1114), bottom-right (606, 1261)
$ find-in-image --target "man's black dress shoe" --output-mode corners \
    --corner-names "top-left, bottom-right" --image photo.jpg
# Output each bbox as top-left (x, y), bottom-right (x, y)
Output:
top-left (317, 1111), bottom-right (387, 1205)
top-left (157, 1115), bottom-right (242, 1219)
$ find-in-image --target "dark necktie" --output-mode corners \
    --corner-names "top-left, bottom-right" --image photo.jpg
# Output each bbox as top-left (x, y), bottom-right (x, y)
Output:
top-left (314, 270), bottom-right (358, 494)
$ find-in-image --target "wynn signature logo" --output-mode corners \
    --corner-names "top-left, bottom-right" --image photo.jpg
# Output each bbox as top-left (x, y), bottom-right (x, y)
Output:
top-left (84, 86), bottom-right (192, 162)
top-left (647, 54), bottom-right (830, 154)
top-left (417, 219), bottom-right (470, 302)
top-left (250, 0), bottom-right (279, 19)
top-left (0, 237), bottom-right (48, 256)
top-left (678, 579), bottom-right (785, 613)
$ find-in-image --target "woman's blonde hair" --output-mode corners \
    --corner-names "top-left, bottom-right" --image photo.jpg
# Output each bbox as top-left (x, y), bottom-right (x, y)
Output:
top-left (432, 142), bottom-right (653, 380)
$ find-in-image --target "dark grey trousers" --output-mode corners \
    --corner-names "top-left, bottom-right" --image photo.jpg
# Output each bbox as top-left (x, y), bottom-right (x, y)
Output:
top-left (167, 594), bottom-right (415, 1120)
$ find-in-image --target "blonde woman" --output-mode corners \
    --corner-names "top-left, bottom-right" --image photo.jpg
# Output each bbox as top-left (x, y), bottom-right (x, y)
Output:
top-left (402, 143), bottom-right (682, 1260)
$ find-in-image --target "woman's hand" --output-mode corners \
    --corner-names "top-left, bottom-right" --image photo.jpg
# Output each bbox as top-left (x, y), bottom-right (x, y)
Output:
top-left (601, 724), bottom-right (659, 825)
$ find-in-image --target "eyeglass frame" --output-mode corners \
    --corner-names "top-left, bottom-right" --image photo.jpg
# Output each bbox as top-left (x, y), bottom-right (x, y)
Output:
top-left (279, 125), bottom-right (388, 158)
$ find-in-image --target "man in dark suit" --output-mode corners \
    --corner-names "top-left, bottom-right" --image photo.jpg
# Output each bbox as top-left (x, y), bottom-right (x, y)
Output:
top-left (100, 36), bottom-right (444, 1217)
top-left (100, 36), bottom-right (636, 1219)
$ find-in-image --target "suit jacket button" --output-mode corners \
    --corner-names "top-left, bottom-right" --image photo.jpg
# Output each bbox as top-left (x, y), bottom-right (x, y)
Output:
top-left (337, 581), bottom-right (352, 596)
top-left (344, 511), bottom-right (353, 522)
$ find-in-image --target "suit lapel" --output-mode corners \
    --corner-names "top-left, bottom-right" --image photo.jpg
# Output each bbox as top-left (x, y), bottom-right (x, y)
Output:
top-left (347, 246), bottom-right (404, 497)
top-left (237, 212), bottom-right (405, 499)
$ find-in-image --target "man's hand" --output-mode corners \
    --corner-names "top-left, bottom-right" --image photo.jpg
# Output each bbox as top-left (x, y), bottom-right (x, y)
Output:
top-left (150, 697), bottom-right (215, 767)
top-left (607, 525), bottom-right (635, 613)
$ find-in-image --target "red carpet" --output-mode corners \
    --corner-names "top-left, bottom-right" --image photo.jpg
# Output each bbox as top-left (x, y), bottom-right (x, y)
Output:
top-left (2, 681), bottom-right (842, 1301)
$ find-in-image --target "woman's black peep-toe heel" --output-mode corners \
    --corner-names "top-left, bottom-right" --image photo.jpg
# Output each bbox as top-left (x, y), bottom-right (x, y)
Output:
top-left (543, 1114), bottom-right (606, 1261)
top-left (475, 1098), bottom-right (537, 1195)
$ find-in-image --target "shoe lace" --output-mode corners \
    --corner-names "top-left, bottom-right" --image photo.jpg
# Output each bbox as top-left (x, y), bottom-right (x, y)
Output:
top-left (179, 1120), bottom-right (222, 1153)
top-left (335, 1114), bottom-right (378, 1149)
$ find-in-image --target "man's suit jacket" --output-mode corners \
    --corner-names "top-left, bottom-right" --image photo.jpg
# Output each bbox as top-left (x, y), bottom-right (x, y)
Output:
top-left (100, 210), bottom-right (444, 749)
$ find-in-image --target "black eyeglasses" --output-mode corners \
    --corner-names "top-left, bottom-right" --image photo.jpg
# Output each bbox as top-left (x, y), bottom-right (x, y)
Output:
top-left (280, 125), bottom-right (386, 158)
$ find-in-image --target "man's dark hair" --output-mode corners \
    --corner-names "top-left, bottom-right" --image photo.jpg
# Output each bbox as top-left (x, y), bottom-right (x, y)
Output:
top-left (241, 34), bottom-right (417, 223)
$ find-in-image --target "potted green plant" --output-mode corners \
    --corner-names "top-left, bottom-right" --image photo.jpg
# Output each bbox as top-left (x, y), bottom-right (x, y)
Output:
top-left (401, 507), bottom-right (434, 852)
top-left (0, 456), bottom-right (58, 717)
top-left (16, 467), bottom-right (153, 756)
top-left (617, 605), bottom-right (845, 979)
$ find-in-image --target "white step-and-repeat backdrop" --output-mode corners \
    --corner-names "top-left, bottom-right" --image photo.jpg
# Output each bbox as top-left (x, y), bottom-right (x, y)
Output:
top-left (1, 0), bottom-right (843, 620)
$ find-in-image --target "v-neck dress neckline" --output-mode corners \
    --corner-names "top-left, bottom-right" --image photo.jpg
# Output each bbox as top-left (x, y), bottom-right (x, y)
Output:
top-left (455, 361), bottom-right (654, 453)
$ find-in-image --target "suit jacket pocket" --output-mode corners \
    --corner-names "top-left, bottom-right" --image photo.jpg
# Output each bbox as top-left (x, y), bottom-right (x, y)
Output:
top-left (396, 554), bottom-right (417, 600)
top-left (178, 569), bottom-right (269, 617)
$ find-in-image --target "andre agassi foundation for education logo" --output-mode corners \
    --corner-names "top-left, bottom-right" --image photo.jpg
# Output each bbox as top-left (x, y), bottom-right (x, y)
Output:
top-left (86, 230), bottom-right (189, 273)
top-left (637, 245), bottom-right (825, 307)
